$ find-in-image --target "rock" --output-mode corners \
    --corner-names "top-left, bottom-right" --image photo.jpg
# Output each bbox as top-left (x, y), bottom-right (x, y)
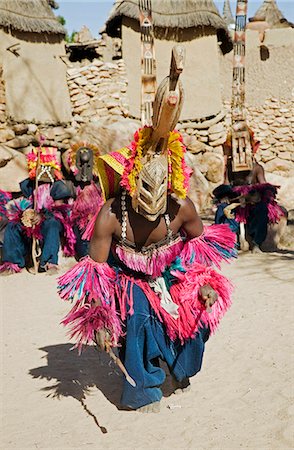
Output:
top-left (209, 136), bottom-right (226, 147)
top-left (182, 134), bottom-right (197, 148)
top-left (185, 152), bottom-right (211, 212)
top-left (258, 123), bottom-right (268, 131)
top-left (12, 124), bottom-right (28, 135)
top-left (260, 149), bottom-right (276, 162)
top-left (187, 140), bottom-right (211, 154)
top-left (108, 107), bottom-right (122, 115)
top-left (210, 145), bottom-right (224, 155)
top-left (105, 100), bottom-right (119, 109)
top-left (208, 131), bottom-right (226, 142)
top-left (74, 97), bottom-right (90, 107)
top-left (0, 128), bottom-right (15, 143)
top-left (198, 136), bottom-right (208, 143)
top-left (0, 145), bottom-right (28, 191)
top-left (53, 126), bottom-right (67, 136)
top-left (6, 135), bottom-right (36, 149)
top-left (75, 117), bottom-right (139, 154)
top-left (75, 77), bottom-right (88, 86)
top-left (202, 152), bottom-right (224, 183)
top-left (195, 129), bottom-right (208, 137)
top-left (280, 152), bottom-right (292, 161)
top-left (264, 158), bottom-right (294, 175)
top-left (27, 124), bottom-right (38, 134)
top-left (208, 122), bottom-right (225, 134)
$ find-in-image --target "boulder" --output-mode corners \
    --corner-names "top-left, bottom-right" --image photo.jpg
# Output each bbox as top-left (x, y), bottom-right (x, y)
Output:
top-left (6, 135), bottom-right (36, 149)
top-left (12, 124), bottom-right (29, 135)
top-left (185, 152), bottom-right (211, 212)
top-left (74, 117), bottom-right (139, 154)
top-left (202, 152), bottom-right (224, 183)
top-left (208, 122), bottom-right (225, 134)
top-left (266, 172), bottom-right (294, 211)
top-left (0, 145), bottom-right (28, 192)
top-left (0, 128), bottom-right (15, 143)
top-left (264, 158), bottom-right (294, 176)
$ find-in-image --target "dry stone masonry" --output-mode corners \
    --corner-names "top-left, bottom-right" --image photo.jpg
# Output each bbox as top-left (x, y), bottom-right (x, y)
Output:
top-left (67, 59), bottom-right (129, 125)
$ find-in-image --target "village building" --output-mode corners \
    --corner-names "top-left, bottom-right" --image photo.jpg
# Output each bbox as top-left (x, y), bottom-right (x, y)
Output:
top-left (103, 0), bottom-right (233, 121)
top-left (0, 0), bottom-right (72, 123)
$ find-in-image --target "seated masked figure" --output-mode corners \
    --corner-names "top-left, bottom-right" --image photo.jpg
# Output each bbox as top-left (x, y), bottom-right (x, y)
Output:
top-left (214, 128), bottom-right (285, 252)
top-left (62, 142), bottom-right (104, 260)
top-left (58, 46), bottom-right (237, 412)
top-left (0, 146), bottom-right (75, 274)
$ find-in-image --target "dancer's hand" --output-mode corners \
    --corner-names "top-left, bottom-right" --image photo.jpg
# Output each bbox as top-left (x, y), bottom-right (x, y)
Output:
top-left (21, 209), bottom-right (41, 227)
top-left (199, 284), bottom-right (218, 312)
top-left (94, 328), bottom-right (111, 351)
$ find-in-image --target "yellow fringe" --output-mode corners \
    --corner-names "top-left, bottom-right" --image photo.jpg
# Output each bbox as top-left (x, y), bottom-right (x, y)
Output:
top-left (126, 128), bottom-right (187, 198)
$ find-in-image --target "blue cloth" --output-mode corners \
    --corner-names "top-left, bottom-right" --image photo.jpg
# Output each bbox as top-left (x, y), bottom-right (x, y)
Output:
top-left (73, 224), bottom-right (89, 260)
top-left (247, 201), bottom-right (268, 245)
top-left (20, 178), bottom-right (71, 201)
top-left (2, 222), bottom-right (30, 268)
top-left (119, 282), bottom-right (209, 410)
top-left (39, 216), bottom-right (63, 267)
top-left (215, 202), bottom-right (240, 233)
top-left (2, 215), bottom-right (63, 268)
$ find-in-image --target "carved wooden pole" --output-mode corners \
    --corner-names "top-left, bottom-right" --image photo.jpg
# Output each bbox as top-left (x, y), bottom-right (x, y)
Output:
top-left (139, 0), bottom-right (156, 126)
top-left (231, 0), bottom-right (252, 172)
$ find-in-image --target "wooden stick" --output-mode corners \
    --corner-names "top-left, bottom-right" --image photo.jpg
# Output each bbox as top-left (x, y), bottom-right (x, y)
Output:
top-left (105, 343), bottom-right (136, 387)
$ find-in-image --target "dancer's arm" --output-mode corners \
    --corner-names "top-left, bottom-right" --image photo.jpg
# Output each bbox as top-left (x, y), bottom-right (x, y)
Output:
top-left (179, 197), bottom-right (203, 238)
top-left (89, 199), bottom-right (116, 263)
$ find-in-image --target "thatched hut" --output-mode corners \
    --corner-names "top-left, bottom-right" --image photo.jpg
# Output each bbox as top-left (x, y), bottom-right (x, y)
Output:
top-left (248, 0), bottom-right (293, 29)
top-left (104, 0), bottom-right (232, 121)
top-left (0, 0), bottom-right (72, 123)
top-left (223, 0), bottom-right (235, 30)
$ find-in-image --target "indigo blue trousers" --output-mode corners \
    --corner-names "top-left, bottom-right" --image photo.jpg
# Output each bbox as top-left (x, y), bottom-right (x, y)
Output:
top-left (2, 217), bottom-right (62, 268)
top-left (247, 201), bottom-right (268, 246)
top-left (73, 224), bottom-right (89, 260)
top-left (119, 282), bottom-right (209, 409)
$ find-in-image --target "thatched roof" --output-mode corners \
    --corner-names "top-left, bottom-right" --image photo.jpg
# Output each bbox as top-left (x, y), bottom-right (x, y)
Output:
top-left (223, 0), bottom-right (234, 28)
top-left (249, 0), bottom-right (293, 28)
top-left (104, 0), bottom-right (233, 53)
top-left (0, 0), bottom-right (66, 34)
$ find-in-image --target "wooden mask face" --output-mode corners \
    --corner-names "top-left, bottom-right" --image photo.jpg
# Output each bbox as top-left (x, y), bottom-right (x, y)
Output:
top-left (132, 154), bottom-right (168, 221)
top-left (75, 147), bottom-right (94, 182)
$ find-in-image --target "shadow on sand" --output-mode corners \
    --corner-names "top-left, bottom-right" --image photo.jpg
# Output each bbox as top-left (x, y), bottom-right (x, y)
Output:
top-left (29, 343), bottom-right (176, 431)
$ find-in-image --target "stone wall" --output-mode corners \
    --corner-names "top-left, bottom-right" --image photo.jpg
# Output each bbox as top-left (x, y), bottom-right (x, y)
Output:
top-left (223, 98), bottom-right (294, 177)
top-left (67, 59), bottom-right (129, 125)
top-left (0, 65), bottom-right (5, 123)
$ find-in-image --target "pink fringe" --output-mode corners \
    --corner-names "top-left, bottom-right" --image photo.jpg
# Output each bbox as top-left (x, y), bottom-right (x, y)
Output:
top-left (82, 211), bottom-right (98, 241)
top-left (0, 189), bottom-right (12, 217)
top-left (233, 183), bottom-right (285, 224)
top-left (0, 262), bottom-right (22, 273)
top-left (62, 304), bottom-right (122, 352)
top-left (170, 264), bottom-right (233, 338)
top-left (71, 182), bottom-right (104, 232)
top-left (117, 263), bottom-right (233, 343)
top-left (58, 256), bottom-right (119, 350)
top-left (52, 204), bottom-right (76, 257)
top-left (115, 237), bottom-right (185, 278)
top-left (35, 184), bottom-right (53, 211)
top-left (181, 224), bottom-right (237, 269)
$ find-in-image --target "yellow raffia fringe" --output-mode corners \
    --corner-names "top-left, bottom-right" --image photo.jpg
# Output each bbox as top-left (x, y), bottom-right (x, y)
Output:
top-left (127, 128), bottom-right (152, 195)
top-left (169, 131), bottom-right (187, 199)
top-left (127, 128), bottom-right (187, 198)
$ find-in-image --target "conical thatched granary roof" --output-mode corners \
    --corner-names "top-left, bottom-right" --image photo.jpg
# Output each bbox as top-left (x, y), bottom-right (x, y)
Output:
top-left (223, 0), bottom-right (234, 28)
top-left (0, 0), bottom-right (66, 35)
top-left (104, 0), bottom-right (233, 53)
top-left (249, 0), bottom-right (293, 28)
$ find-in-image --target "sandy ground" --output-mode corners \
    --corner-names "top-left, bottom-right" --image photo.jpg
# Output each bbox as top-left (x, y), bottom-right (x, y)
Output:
top-left (1, 251), bottom-right (294, 450)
